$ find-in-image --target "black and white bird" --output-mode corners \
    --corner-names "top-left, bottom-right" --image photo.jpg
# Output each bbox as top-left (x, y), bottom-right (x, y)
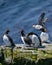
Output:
top-left (3, 30), bottom-right (15, 48)
top-left (20, 30), bottom-right (32, 47)
top-left (27, 32), bottom-right (42, 47)
top-left (40, 28), bottom-right (49, 43)
top-left (32, 12), bottom-right (48, 30)
top-left (20, 30), bottom-right (41, 48)
top-left (32, 12), bottom-right (49, 43)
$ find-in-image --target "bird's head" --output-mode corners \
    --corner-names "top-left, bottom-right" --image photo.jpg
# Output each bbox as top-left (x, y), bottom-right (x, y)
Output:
top-left (40, 27), bottom-right (47, 32)
top-left (5, 29), bottom-right (10, 34)
top-left (20, 29), bottom-right (25, 36)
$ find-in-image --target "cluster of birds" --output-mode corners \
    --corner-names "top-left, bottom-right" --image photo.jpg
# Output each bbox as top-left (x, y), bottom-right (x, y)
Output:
top-left (3, 12), bottom-right (50, 49)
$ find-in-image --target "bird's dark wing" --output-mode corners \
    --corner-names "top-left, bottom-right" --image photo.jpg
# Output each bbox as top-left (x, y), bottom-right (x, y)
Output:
top-left (27, 32), bottom-right (36, 36)
top-left (24, 36), bottom-right (32, 45)
top-left (7, 35), bottom-right (15, 47)
top-left (38, 12), bottom-right (45, 26)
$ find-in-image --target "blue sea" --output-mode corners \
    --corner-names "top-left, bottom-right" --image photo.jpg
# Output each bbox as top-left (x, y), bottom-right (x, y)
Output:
top-left (0, 0), bottom-right (52, 45)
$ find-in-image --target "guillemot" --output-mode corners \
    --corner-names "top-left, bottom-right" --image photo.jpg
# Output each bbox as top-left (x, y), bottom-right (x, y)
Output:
top-left (27, 32), bottom-right (42, 47)
top-left (40, 28), bottom-right (49, 43)
top-left (3, 30), bottom-right (15, 63)
top-left (20, 30), bottom-right (32, 47)
top-left (3, 30), bottom-right (15, 47)
top-left (20, 30), bottom-right (42, 48)
top-left (32, 12), bottom-right (48, 30)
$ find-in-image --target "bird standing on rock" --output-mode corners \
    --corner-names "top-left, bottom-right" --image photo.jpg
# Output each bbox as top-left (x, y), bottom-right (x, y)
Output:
top-left (20, 29), bottom-right (41, 48)
top-left (3, 29), bottom-right (15, 63)
top-left (3, 30), bottom-right (15, 47)
top-left (40, 28), bottom-right (49, 43)
top-left (20, 30), bottom-right (32, 48)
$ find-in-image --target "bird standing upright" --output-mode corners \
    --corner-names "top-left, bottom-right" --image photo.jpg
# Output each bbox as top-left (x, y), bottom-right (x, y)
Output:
top-left (3, 30), bottom-right (15, 47)
top-left (3, 29), bottom-right (15, 63)
top-left (40, 28), bottom-right (49, 43)
top-left (20, 30), bottom-right (32, 48)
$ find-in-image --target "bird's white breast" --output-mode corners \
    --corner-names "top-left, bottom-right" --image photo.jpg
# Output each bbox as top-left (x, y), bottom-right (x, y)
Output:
top-left (21, 36), bottom-right (25, 44)
top-left (40, 32), bottom-right (49, 42)
top-left (3, 35), bottom-right (11, 46)
top-left (21, 36), bottom-right (27, 48)
top-left (32, 35), bottom-right (40, 47)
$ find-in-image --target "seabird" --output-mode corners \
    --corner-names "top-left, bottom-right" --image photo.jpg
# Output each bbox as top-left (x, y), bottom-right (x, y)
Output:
top-left (20, 30), bottom-right (41, 48)
top-left (27, 32), bottom-right (42, 47)
top-left (20, 30), bottom-right (32, 47)
top-left (3, 29), bottom-right (15, 63)
top-left (40, 28), bottom-right (49, 43)
top-left (33, 25), bottom-right (49, 43)
top-left (32, 12), bottom-right (48, 30)
top-left (3, 30), bottom-right (15, 47)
